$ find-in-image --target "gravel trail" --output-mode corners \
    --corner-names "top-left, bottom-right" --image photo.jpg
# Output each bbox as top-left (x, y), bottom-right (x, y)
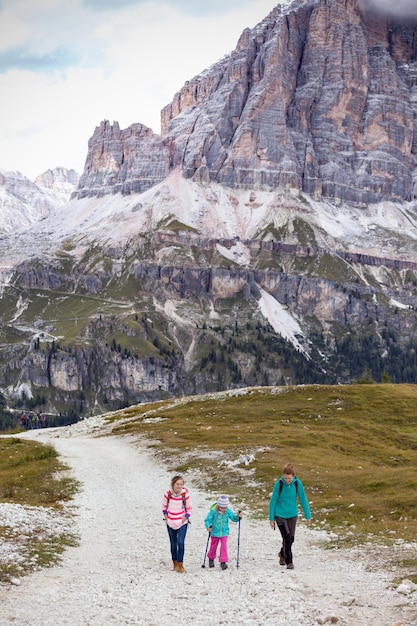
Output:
top-left (0, 419), bottom-right (415, 625)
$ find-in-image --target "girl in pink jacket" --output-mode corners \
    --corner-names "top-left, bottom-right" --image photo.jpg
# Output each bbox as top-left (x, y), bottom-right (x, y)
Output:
top-left (162, 475), bottom-right (192, 573)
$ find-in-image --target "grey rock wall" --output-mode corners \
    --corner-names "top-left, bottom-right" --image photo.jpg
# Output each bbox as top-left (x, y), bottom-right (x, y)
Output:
top-left (73, 121), bottom-right (174, 199)
top-left (161, 0), bottom-right (417, 205)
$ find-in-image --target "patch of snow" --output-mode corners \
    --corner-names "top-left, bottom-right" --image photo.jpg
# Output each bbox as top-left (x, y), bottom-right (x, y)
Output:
top-left (390, 298), bottom-right (412, 310)
top-left (258, 286), bottom-right (307, 354)
top-left (9, 295), bottom-right (29, 323)
top-left (208, 302), bottom-right (220, 320)
top-left (216, 240), bottom-right (251, 266)
top-left (9, 382), bottom-right (33, 400)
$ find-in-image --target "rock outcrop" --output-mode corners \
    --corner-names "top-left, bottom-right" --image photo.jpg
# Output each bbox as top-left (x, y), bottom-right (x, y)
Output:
top-left (35, 167), bottom-right (79, 196)
top-left (73, 121), bottom-right (174, 199)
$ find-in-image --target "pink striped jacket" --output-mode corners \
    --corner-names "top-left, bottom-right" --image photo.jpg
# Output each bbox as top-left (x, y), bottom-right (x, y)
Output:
top-left (162, 488), bottom-right (192, 530)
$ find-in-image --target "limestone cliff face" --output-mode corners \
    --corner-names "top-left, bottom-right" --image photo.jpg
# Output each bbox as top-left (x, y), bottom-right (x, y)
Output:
top-left (74, 121), bottom-right (174, 199)
top-left (74, 1), bottom-right (417, 206)
top-left (3, 224), bottom-right (417, 415)
top-left (9, 345), bottom-right (179, 407)
top-left (159, 0), bottom-right (417, 205)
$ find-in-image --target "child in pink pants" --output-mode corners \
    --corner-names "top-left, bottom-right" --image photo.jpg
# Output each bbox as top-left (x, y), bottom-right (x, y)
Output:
top-left (204, 495), bottom-right (242, 570)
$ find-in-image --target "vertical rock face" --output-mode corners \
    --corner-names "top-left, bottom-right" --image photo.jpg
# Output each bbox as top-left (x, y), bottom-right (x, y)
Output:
top-left (160, 0), bottom-right (417, 205)
top-left (74, 0), bottom-right (417, 206)
top-left (73, 121), bottom-right (174, 199)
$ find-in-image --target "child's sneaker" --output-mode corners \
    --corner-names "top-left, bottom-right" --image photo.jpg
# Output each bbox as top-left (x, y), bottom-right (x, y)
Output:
top-left (220, 562), bottom-right (228, 570)
top-left (209, 559), bottom-right (215, 568)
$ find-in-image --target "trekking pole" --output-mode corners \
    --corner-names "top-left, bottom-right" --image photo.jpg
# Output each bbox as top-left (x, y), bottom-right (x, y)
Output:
top-left (236, 512), bottom-right (241, 568)
top-left (201, 531), bottom-right (211, 568)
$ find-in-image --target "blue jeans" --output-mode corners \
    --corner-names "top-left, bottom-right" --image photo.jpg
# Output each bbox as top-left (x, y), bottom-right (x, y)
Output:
top-left (167, 523), bottom-right (188, 562)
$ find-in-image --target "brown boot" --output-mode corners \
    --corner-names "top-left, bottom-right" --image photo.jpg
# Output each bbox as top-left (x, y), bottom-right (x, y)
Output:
top-left (176, 562), bottom-right (186, 573)
top-left (172, 560), bottom-right (178, 571)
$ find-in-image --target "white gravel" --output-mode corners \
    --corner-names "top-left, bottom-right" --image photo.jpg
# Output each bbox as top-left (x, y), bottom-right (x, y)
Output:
top-left (0, 416), bottom-right (416, 626)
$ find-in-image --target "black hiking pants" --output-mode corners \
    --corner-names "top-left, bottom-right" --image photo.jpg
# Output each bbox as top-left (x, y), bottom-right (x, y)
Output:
top-left (275, 516), bottom-right (297, 565)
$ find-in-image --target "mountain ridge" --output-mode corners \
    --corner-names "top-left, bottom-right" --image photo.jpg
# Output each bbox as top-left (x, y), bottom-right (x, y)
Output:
top-left (0, 0), bottom-right (417, 418)
top-left (0, 167), bottom-right (79, 235)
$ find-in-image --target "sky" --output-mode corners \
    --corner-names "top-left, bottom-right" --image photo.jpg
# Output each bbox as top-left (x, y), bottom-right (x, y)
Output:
top-left (367, 0), bottom-right (417, 14)
top-left (0, 0), bottom-right (276, 180)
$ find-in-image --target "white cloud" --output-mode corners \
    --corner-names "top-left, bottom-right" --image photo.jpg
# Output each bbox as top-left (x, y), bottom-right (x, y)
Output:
top-left (366, 0), bottom-right (417, 16)
top-left (0, 0), bottom-right (275, 179)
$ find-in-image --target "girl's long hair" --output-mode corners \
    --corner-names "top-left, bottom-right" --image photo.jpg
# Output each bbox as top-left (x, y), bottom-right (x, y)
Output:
top-left (170, 475), bottom-right (184, 490)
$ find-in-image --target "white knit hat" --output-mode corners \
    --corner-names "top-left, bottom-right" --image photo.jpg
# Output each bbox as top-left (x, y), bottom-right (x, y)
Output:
top-left (217, 495), bottom-right (229, 508)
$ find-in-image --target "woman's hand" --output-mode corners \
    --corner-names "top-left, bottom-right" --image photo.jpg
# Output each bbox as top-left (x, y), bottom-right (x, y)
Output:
top-left (269, 520), bottom-right (275, 530)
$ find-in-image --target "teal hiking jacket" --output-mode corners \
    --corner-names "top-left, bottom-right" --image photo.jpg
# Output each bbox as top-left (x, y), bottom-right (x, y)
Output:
top-left (204, 506), bottom-right (240, 537)
top-left (269, 476), bottom-right (311, 521)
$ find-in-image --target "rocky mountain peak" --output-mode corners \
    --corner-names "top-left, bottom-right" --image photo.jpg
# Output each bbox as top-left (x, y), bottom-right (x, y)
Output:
top-left (35, 167), bottom-right (79, 192)
top-left (161, 0), bottom-right (417, 206)
top-left (0, 167), bottom-right (79, 234)
top-left (75, 0), bottom-right (417, 207)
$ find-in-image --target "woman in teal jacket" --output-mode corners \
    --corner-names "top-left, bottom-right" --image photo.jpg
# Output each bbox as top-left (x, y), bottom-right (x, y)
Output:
top-left (204, 495), bottom-right (242, 570)
top-left (269, 463), bottom-right (311, 570)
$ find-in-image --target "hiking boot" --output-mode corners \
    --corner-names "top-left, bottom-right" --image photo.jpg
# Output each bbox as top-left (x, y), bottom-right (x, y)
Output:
top-left (172, 560), bottom-right (178, 571)
top-left (177, 562), bottom-right (186, 573)
top-left (220, 562), bottom-right (228, 570)
top-left (209, 559), bottom-right (215, 568)
top-left (279, 553), bottom-right (286, 566)
top-left (287, 563), bottom-right (294, 570)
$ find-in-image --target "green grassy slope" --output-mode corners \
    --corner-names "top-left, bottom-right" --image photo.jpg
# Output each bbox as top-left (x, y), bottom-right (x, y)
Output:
top-left (110, 383), bottom-right (417, 546)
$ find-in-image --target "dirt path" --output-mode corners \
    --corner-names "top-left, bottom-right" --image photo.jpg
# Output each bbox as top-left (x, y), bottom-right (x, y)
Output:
top-left (0, 422), bottom-right (414, 625)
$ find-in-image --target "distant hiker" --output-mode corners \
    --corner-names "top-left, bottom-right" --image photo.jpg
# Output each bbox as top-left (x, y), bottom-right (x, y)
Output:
top-left (20, 412), bottom-right (28, 429)
top-left (269, 463), bottom-right (311, 570)
top-left (204, 495), bottom-right (242, 570)
top-left (39, 413), bottom-right (46, 427)
top-left (162, 475), bottom-right (192, 573)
